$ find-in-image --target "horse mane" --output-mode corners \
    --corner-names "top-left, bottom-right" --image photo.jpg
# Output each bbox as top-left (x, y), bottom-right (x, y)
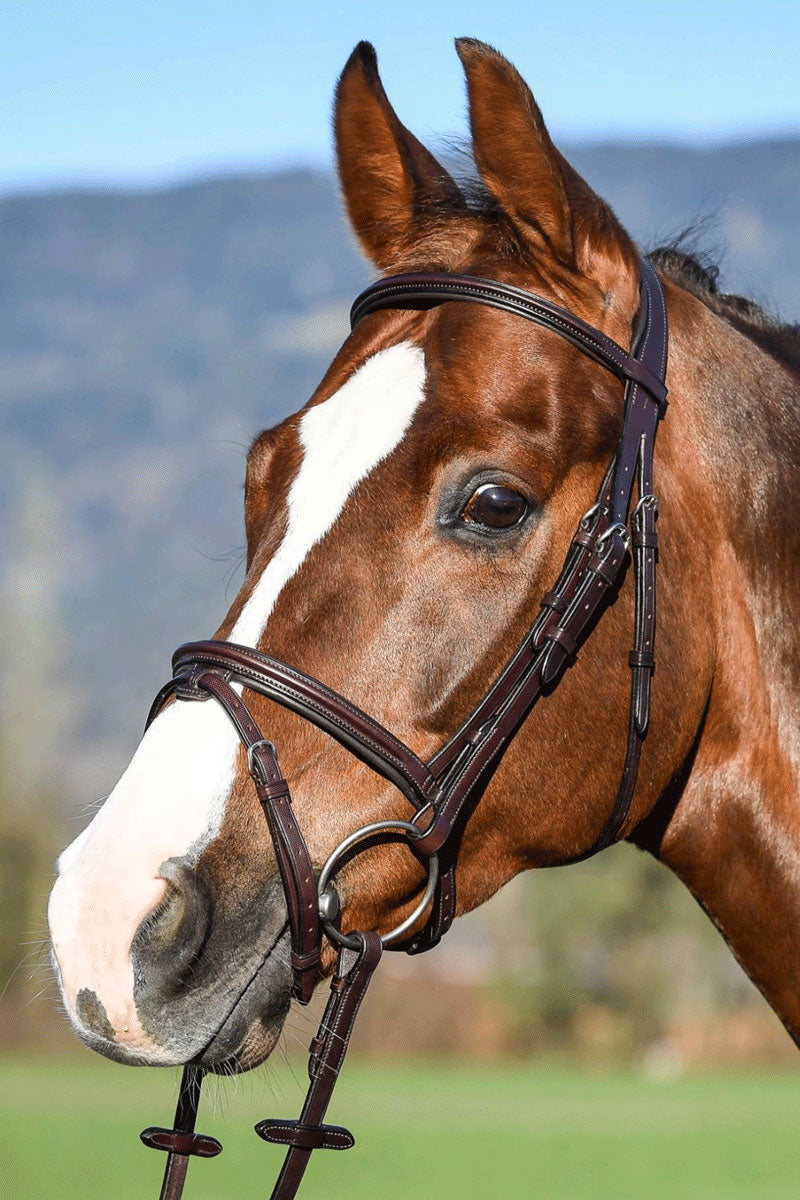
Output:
top-left (648, 242), bottom-right (800, 379)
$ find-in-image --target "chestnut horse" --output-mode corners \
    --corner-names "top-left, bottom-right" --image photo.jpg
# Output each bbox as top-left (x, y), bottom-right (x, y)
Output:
top-left (50, 35), bottom-right (800, 1105)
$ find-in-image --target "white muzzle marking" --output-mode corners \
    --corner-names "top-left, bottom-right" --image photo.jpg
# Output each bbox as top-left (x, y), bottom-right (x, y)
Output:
top-left (48, 342), bottom-right (427, 1056)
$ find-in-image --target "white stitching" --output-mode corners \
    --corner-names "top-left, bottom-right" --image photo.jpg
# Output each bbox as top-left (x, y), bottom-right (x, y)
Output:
top-left (354, 278), bottom-right (666, 401)
top-left (176, 651), bottom-right (433, 798)
top-left (261, 1123), bottom-right (352, 1149)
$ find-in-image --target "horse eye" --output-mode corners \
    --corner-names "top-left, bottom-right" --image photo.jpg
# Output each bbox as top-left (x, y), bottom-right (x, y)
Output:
top-left (462, 484), bottom-right (529, 530)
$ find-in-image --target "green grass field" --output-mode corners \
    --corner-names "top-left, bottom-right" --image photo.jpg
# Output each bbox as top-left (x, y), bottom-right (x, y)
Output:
top-left (3, 1055), bottom-right (800, 1199)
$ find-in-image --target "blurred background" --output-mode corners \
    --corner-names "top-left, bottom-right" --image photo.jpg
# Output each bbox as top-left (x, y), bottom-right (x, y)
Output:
top-left (2, 2), bottom-right (800, 1196)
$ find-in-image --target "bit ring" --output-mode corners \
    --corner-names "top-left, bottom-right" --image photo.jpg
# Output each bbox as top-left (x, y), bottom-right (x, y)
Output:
top-left (317, 819), bottom-right (439, 951)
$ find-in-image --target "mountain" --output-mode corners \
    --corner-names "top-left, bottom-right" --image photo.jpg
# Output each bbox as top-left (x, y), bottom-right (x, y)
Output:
top-left (1, 139), bottom-right (799, 804)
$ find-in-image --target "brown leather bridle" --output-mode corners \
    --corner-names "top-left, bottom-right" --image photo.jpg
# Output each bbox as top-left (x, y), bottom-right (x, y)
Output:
top-left (139, 255), bottom-right (668, 1200)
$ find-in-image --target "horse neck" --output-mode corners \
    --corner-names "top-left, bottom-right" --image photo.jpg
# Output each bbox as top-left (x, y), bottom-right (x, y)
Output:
top-left (636, 282), bottom-right (800, 1041)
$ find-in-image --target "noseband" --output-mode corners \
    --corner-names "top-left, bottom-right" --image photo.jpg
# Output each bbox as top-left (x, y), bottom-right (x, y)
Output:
top-left (140, 256), bottom-right (668, 1200)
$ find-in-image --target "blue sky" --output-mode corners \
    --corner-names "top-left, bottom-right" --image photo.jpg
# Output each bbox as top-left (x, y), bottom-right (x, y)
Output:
top-left (2, 0), bottom-right (799, 191)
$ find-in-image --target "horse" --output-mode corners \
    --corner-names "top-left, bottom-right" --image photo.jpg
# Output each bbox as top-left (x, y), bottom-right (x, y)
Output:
top-left (48, 35), bottom-right (800, 1197)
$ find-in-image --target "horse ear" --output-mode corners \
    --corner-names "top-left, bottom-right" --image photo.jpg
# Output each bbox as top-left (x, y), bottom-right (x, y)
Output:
top-left (455, 38), bottom-right (637, 300)
top-left (335, 42), bottom-right (464, 269)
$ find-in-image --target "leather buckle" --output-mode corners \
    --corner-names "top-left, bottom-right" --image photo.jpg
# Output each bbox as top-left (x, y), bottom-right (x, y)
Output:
top-left (594, 522), bottom-right (630, 554)
top-left (247, 737), bottom-right (278, 786)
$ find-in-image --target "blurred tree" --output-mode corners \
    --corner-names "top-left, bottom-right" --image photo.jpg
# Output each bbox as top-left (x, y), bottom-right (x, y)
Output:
top-left (0, 741), bottom-right (39, 1011)
top-left (0, 467), bottom-right (81, 815)
top-left (490, 844), bottom-right (763, 1059)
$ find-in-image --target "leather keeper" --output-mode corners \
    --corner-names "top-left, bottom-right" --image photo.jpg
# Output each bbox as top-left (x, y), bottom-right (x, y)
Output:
top-left (292, 947), bottom-right (322, 972)
top-left (629, 649), bottom-right (655, 670)
top-left (173, 668), bottom-right (212, 702)
top-left (140, 1127), bottom-right (222, 1158)
top-left (540, 589), bottom-right (568, 615)
top-left (257, 778), bottom-right (291, 802)
top-left (291, 947), bottom-right (322, 999)
top-left (572, 529), bottom-right (597, 550)
top-left (546, 625), bottom-right (578, 658)
top-left (255, 1119), bottom-right (354, 1151)
top-left (632, 530), bottom-right (658, 550)
top-left (587, 551), bottom-right (623, 586)
top-left (308, 1034), bottom-right (324, 1058)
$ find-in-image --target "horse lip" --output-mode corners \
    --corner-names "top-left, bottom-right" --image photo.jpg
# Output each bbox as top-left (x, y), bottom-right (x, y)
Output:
top-left (191, 920), bottom-right (292, 1070)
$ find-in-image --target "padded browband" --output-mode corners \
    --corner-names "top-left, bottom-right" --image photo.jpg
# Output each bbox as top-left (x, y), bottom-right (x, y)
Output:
top-left (350, 271), bottom-right (668, 413)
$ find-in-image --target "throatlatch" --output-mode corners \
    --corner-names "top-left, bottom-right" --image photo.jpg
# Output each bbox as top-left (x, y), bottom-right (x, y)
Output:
top-left (140, 254), bottom-right (668, 1200)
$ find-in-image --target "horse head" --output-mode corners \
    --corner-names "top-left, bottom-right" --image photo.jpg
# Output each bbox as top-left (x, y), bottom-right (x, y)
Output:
top-left (48, 40), bottom-right (725, 1073)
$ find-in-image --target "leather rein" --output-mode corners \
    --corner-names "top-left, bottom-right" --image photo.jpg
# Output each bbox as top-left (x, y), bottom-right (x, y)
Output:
top-left (140, 255), bottom-right (668, 1200)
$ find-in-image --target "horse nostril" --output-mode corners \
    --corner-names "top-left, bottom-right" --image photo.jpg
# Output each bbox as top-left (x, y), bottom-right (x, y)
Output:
top-left (76, 988), bottom-right (117, 1042)
top-left (132, 859), bottom-right (213, 998)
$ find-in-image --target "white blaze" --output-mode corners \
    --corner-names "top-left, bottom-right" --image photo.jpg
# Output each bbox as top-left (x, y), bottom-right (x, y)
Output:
top-left (48, 342), bottom-right (427, 1052)
top-left (232, 342), bottom-right (426, 644)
